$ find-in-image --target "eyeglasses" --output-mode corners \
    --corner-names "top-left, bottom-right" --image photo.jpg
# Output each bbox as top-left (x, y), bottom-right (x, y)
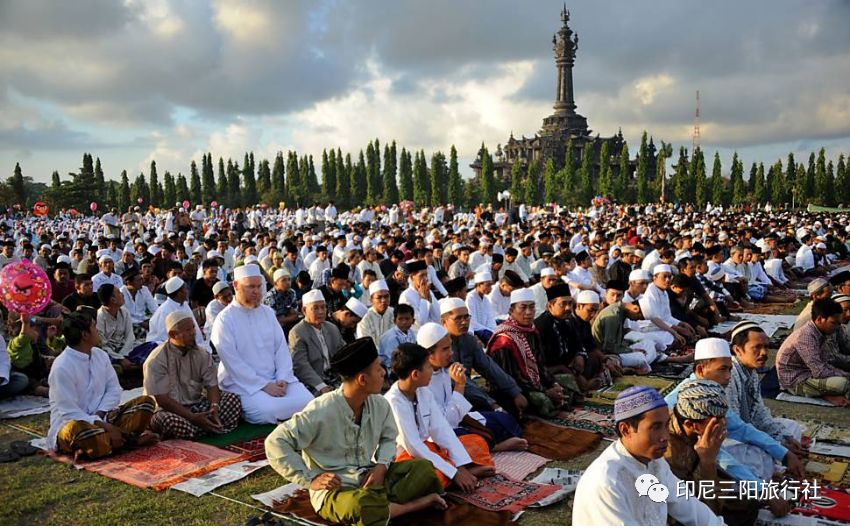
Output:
top-left (449, 314), bottom-right (471, 322)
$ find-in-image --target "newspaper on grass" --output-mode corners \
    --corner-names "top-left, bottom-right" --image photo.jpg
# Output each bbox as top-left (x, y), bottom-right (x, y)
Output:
top-left (251, 482), bottom-right (304, 508)
top-left (171, 459), bottom-right (270, 496)
top-left (0, 395), bottom-right (50, 418)
top-left (528, 468), bottom-right (584, 507)
top-left (756, 509), bottom-right (841, 526)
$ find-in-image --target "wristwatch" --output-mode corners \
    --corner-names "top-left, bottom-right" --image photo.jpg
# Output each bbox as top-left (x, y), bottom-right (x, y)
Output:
top-left (210, 403), bottom-right (220, 410)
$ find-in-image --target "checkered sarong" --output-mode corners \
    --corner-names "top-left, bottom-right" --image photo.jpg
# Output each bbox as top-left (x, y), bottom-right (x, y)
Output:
top-left (150, 391), bottom-right (241, 439)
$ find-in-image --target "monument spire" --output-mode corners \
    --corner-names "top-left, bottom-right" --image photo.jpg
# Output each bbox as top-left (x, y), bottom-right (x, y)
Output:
top-left (553, 3), bottom-right (579, 115)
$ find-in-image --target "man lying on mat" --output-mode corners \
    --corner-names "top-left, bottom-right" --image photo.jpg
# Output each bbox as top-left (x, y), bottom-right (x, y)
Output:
top-left (266, 338), bottom-right (445, 526)
top-left (143, 311), bottom-right (242, 439)
top-left (47, 311), bottom-right (158, 461)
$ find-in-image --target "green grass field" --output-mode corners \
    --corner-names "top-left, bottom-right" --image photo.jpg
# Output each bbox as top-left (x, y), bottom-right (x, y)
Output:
top-left (2, 301), bottom-right (847, 525)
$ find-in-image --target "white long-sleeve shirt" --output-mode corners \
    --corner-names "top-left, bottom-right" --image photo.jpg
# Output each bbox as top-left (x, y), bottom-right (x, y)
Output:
top-left (47, 346), bottom-right (123, 450)
top-left (428, 368), bottom-right (473, 428)
top-left (355, 307), bottom-right (395, 348)
top-left (92, 271), bottom-right (123, 293)
top-left (487, 287), bottom-right (511, 322)
top-left (148, 298), bottom-right (208, 351)
top-left (795, 244), bottom-right (815, 271)
top-left (466, 290), bottom-right (497, 334)
top-left (212, 301), bottom-right (300, 397)
top-left (398, 286), bottom-right (440, 331)
top-left (384, 383), bottom-right (472, 479)
top-left (121, 286), bottom-right (158, 324)
top-left (639, 283), bottom-right (680, 327)
top-left (572, 440), bottom-right (724, 526)
top-left (204, 299), bottom-right (227, 339)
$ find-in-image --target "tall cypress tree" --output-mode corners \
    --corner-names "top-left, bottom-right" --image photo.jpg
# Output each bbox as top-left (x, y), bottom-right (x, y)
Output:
top-left (398, 147), bottom-right (413, 202)
top-left (242, 153), bottom-right (257, 206)
top-left (617, 143), bottom-right (631, 202)
top-left (130, 173), bottom-right (149, 205)
top-left (176, 173), bottom-right (189, 204)
top-left (334, 149), bottom-right (346, 208)
top-left (163, 171), bottom-right (177, 207)
top-left (216, 158), bottom-right (228, 206)
top-left (119, 170), bottom-right (130, 211)
top-left (562, 139), bottom-right (576, 205)
top-left (825, 159), bottom-right (836, 207)
top-left (596, 141), bottom-right (612, 197)
top-left (814, 148), bottom-right (829, 205)
top-left (365, 141), bottom-right (378, 204)
top-left (447, 145), bottom-right (461, 206)
top-left (271, 152), bottom-right (285, 204)
top-left (298, 156), bottom-right (310, 204)
top-left (228, 160), bottom-right (242, 207)
top-left (383, 143), bottom-right (399, 204)
top-left (51, 170), bottom-right (61, 190)
top-left (709, 152), bottom-right (725, 206)
top-left (524, 159), bottom-right (540, 205)
top-left (286, 152), bottom-right (300, 205)
top-left (149, 161), bottom-right (161, 206)
top-left (655, 150), bottom-right (667, 202)
top-left (352, 151), bottom-right (367, 206)
top-left (321, 149), bottom-right (332, 200)
top-left (578, 143), bottom-right (594, 205)
top-left (694, 149), bottom-right (707, 207)
top-left (785, 152), bottom-right (796, 201)
top-left (94, 157), bottom-right (106, 203)
top-left (672, 147), bottom-right (689, 204)
top-left (480, 145), bottom-right (495, 205)
top-left (202, 153), bottom-right (216, 205)
top-left (189, 160), bottom-right (202, 205)
top-left (429, 151), bottom-right (447, 207)
top-left (325, 149), bottom-right (338, 201)
top-left (9, 162), bottom-right (26, 205)
top-left (509, 158), bottom-right (524, 203)
top-left (805, 152), bottom-right (816, 201)
top-left (543, 158), bottom-right (558, 203)
top-left (413, 150), bottom-right (430, 206)
top-left (835, 154), bottom-right (848, 206)
top-left (730, 153), bottom-right (745, 204)
top-left (257, 159), bottom-right (271, 199)
top-left (635, 132), bottom-right (649, 203)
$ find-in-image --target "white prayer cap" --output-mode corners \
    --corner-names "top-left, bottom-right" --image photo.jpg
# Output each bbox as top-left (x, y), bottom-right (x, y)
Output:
top-left (98, 254), bottom-right (114, 265)
top-left (148, 245), bottom-right (161, 256)
top-left (273, 268), bottom-right (290, 282)
top-left (368, 280), bottom-right (389, 296)
top-left (302, 289), bottom-right (325, 305)
top-left (718, 231), bottom-right (729, 242)
top-left (212, 281), bottom-right (230, 296)
top-left (56, 254), bottom-right (72, 264)
top-left (540, 267), bottom-right (556, 277)
top-left (417, 322), bottom-right (448, 349)
top-left (475, 263), bottom-right (491, 274)
top-left (634, 249), bottom-right (646, 259)
top-left (653, 264), bottom-right (672, 275)
top-left (439, 297), bottom-right (467, 315)
top-left (344, 298), bottom-right (368, 318)
top-left (694, 337), bottom-right (731, 361)
top-left (244, 255), bottom-right (259, 264)
top-left (706, 263), bottom-right (725, 281)
top-left (234, 264), bottom-right (262, 281)
top-left (510, 287), bottom-right (535, 304)
top-left (629, 269), bottom-right (651, 282)
top-left (207, 250), bottom-right (222, 259)
top-left (576, 290), bottom-right (600, 305)
top-left (816, 242), bottom-right (827, 249)
top-left (473, 271), bottom-right (492, 285)
top-left (165, 276), bottom-right (185, 294)
top-left (165, 310), bottom-right (193, 331)
top-left (192, 246), bottom-right (203, 254)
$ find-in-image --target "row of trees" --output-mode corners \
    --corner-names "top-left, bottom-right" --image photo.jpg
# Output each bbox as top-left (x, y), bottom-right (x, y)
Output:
top-left (6, 135), bottom-right (850, 213)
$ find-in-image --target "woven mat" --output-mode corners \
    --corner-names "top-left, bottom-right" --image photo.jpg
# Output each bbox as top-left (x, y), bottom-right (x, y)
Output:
top-left (806, 453), bottom-right (850, 488)
top-left (194, 422), bottom-right (276, 447)
top-left (551, 404), bottom-right (616, 439)
top-left (446, 474), bottom-right (562, 513)
top-left (522, 418), bottom-right (603, 460)
top-left (584, 375), bottom-right (676, 406)
top-left (223, 437), bottom-right (267, 462)
top-left (44, 439), bottom-right (245, 491)
top-left (491, 450), bottom-right (550, 481)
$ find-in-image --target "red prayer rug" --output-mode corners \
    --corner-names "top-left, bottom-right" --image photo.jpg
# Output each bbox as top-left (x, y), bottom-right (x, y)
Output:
top-left (224, 437), bottom-right (267, 462)
top-left (491, 450), bottom-right (550, 481)
top-left (794, 488), bottom-right (850, 523)
top-left (46, 439), bottom-right (245, 491)
top-left (446, 474), bottom-right (562, 513)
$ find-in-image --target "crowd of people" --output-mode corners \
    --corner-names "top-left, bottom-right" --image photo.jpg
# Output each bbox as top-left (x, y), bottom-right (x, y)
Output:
top-left (1, 199), bottom-right (849, 525)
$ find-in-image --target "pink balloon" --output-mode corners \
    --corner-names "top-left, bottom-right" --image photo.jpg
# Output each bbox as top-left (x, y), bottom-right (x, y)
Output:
top-left (138, 197), bottom-right (144, 204)
top-left (210, 201), bottom-right (218, 208)
top-left (0, 259), bottom-right (52, 315)
top-left (90, 202), bottom-right (97, 212)
top-left (182, 200), bottom-right (190, 209)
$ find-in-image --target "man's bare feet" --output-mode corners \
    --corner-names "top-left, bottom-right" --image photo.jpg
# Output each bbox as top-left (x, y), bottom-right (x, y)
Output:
top-left (468, 464), bottom-right (496, 478)
top-left (134, 431), bottom-right (160, 447)
top-left (388, 493), bottom-right (448, 519)
top-left (493, 437), bottom-right (529, 452)
top-left (666, 352), bottom-right (694, 364)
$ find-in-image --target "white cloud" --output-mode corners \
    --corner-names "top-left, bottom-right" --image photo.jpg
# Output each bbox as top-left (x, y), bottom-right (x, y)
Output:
top-left (633, 74), bottom-right (676, 106)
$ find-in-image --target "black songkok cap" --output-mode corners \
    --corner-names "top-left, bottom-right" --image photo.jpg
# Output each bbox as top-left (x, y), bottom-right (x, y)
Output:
top-left (445, 277), bottom-right (467, 295)
top-left (406, 259), bottom-right (427, 274)
top-left (545, 283), bottom-right (572, 301)
top-left (331, 337), bottom-right (378, 377)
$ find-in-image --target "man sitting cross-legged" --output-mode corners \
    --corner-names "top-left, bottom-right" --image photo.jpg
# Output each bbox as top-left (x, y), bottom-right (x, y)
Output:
top-left (385, 342), bottom-right (496, 491)
top-left (47, 311), bottom-right (158, 461)
top-left (265, 337), bottom-right (445, 525)
top-left (144, 311), bottom-right (242, 439)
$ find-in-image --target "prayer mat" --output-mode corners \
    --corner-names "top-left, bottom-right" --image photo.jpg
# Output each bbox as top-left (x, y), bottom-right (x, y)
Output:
top-left (45, 439), bottom-right (245, 491)
top-left (491, 450), bottom-right (550, 481)
top-left (794, 488), bottom-right (850, 523)
top-left (224, 438), bottom-right (267, 462)
top-left (551, 404), bottom-right (616, 438)
top-left (806, 454), bottom-right (850, 488)
top-left (756, 509), bottom-right (843, 526)
top-left (775, 392), bottom-right (837, 407)
top-left (650, 362), bottom-right (693, 380)
top-left (521, 418), bottom-right (603, 460)
top-left (194, 422), bottom-right (276, 447)
top-left (0, 395), bottom-right (50, 418)
top-left (272, 488), bottom-right (514, 526)
top-left (446, 474), bottom-right (562, 513)
top-left (584, 375), bottom-right (675, 406)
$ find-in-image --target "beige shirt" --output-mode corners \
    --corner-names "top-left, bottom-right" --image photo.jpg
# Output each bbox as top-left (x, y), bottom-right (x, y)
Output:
top-left (143, 341), bottom-right (217, 407)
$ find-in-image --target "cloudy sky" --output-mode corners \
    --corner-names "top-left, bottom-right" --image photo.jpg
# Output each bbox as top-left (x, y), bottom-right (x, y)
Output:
top-left (1, 0), bottom-right (849, 184)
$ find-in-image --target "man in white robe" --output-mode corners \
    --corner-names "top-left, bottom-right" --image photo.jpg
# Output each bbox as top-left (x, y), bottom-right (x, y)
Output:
top-left (355, 280), bottom-right (395, 347)
top-left (466, 271), bottom-right (497, 342)
top-left (487, 270), bottom-right (523, 323)
top-left (572, 386), bottom-right (723, 525)
top-left (213, 265), bottom-right (312, 424)
top-left (530, 268), bottom-right (559, 317)
top-left (147, 276), bottom-right (209, 351)
top-left (639, 264), bottom-right (697, 343)
top-left (398, 260), bottom-right (440, 331)
top-left (120, 269), bottom-right (158, 326)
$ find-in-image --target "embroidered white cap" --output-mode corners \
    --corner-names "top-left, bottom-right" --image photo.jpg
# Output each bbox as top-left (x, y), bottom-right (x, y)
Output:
top-left (345, 298), bottom-right (368, 318)
top-left (653, 264), bottom-right (672, 275)
top-left (510, 287), bottom-right (535, 304)
top-left (368, 280), bottom-right (389, 296)
top-left (234, 264), bottom-right (262, 281)
top-left (473, 271), bottom-right (492, 285)
top-left (576, 290), bottom-right (600, 304)
top-left (273, 268), bottom-right (290, 282)
top-left (540, 267), bottom-right (556, 277)
top-left (302, 289), bottom-right (325, 305)
top-left (164, 276), bottom-right (185, 294)
top-left (439, 297), bottom-right (467, 315)
top-left (417, 322), bottom-right (448, 349)
top-left (629, 269), bottom-right (651, 282)
top-left (694, 338), bottom-right (731, 360)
